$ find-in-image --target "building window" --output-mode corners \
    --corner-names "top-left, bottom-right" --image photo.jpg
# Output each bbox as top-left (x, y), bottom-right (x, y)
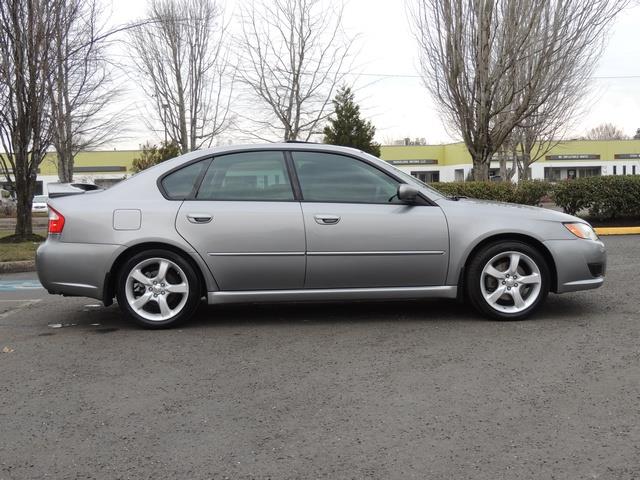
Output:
top-left (544, 166), bottom-right (601, 181)
top-left (613, 165), bottom-right (617, 175)
top-left (633, 165), bottom-right (637, 176)
top-left (411, 171), bottom-right (440, 183)
top-left (623, 165), bottom-right (627, 175)
top-left (454, 169), bottom-right (464, 182)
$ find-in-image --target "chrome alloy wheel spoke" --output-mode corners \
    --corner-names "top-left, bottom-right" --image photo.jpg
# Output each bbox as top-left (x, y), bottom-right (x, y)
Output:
top-left (125, 257), bottom-right (189, 322)
top-left (480, 251), bottom-right (542, 314)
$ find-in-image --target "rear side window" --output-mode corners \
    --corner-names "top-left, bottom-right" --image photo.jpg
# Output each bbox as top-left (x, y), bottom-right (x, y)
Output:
top-left (161, 160), bottom-right (208, 199)
top-left (196, 151), bottom-right (294, 201)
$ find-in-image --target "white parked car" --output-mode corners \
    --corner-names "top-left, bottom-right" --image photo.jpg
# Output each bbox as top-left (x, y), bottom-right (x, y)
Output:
top-left (31, 195), bottom-right (48, 214)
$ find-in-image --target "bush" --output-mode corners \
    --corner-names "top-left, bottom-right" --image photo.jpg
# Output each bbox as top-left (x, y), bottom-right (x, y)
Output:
top-left (552, 176), bottom-right (640, 219)
top-left (132, 140), bottom-right (181, 173)
top-left (432, 180), bottom-right (551, 206)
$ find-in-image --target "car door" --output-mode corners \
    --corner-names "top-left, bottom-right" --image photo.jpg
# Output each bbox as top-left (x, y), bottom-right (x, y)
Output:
top-left (291, 151), bottom-right (449, 289)
top-left (173, 151), bottom-right (305, 291)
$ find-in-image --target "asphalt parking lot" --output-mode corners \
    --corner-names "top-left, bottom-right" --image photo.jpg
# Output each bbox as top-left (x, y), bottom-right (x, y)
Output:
top-left (1, 235), bottom-right (639, 480)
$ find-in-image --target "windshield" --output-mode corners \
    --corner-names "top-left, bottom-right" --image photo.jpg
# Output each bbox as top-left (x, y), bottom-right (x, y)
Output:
top-left (33, 195), bottom-right (47, 202)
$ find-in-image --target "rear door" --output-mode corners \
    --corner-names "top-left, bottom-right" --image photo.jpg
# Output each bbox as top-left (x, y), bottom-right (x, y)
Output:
top-left (172, 151), bottom-right (305, 291)
top-left (291, 151), bottom-right (449, 289)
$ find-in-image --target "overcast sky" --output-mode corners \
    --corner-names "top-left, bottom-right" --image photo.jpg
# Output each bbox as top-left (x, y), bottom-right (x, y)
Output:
top-left (107, 0), bottom-right (640, 148)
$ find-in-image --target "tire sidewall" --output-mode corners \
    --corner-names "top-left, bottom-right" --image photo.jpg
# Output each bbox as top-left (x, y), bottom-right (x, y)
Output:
top-left (466, 241), bottom-right (550, 320)
top-left (116, 249), bottom-right (201, 328)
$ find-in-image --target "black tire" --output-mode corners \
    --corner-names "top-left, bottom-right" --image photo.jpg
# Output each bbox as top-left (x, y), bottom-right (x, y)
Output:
top-left (116, 249), bottom-right (202, 329)
top-left (465, 241), bottom-right (550, 320)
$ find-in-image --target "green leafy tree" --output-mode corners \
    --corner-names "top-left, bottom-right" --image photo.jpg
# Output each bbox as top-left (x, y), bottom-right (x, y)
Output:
top-left (132, 141), bottom-right (181, 173)
top-left (634, 128), bottom-right (640, 140)
top-left (323, 86), bottom-right (381, 157)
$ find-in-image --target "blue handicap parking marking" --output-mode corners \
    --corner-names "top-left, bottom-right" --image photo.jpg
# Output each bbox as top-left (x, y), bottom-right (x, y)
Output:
top-left (0, 280), bottom-right (44, 292)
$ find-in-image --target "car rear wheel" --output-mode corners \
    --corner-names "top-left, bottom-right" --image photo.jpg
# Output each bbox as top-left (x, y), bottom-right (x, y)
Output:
top-left (466, 241), bottom-right (550, 320)
top-left (116, 249), bottom-right (201, 328)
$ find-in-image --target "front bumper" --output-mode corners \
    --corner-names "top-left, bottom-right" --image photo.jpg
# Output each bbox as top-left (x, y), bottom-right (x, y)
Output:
top-left (544, 238), bottom-right (607, 293)
top-left (36, 238), bottom-right (122, 301)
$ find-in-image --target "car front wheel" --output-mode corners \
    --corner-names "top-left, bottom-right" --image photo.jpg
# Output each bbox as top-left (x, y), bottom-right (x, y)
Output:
top-left (466, 241), bottom-right (550, 320)
top-left (116, 249), bottom-right (201, 328)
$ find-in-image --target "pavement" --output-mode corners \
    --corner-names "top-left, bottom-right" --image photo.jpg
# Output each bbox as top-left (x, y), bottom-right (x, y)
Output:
top-left (0, 235), bottom-right (639, 479)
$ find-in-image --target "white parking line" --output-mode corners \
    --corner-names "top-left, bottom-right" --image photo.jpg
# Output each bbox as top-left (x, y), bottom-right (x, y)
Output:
top-left (0, 299), bottom-right (42, 319)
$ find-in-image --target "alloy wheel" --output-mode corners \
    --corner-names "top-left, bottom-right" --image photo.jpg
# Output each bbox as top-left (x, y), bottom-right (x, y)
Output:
top-left (480, 251), bottom-right (542, 314)
top-left (124, 257), bottom-right (189, 322)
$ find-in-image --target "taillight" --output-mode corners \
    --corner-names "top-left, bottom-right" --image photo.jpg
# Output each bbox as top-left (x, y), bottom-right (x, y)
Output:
top-left (48, 206), bottom-right (65, 234)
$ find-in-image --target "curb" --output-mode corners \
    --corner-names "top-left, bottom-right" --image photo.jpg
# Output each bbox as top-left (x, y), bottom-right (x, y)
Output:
top-left (0, 260), bottom-right (36, 274)
top-left (594, 227), bottom-right (640, 236)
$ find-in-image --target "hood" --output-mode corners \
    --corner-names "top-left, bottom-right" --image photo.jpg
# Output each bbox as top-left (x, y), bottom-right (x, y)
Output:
top-left (436, 196), bottom-right (587, 224)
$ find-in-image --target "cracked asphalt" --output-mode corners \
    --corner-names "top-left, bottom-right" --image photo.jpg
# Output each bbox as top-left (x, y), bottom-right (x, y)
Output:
top-left (0, 235), bottom-right (639, 479)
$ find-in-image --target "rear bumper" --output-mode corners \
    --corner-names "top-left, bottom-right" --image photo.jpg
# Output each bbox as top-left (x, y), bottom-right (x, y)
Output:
top-left (36, 238), bottom-right (122, 301)
top-left (544, 238), bottom-right (607, 293)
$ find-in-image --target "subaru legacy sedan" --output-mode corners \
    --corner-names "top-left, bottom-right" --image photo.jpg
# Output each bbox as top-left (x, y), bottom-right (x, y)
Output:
top-left (37, 143), bottom-right (606, 328)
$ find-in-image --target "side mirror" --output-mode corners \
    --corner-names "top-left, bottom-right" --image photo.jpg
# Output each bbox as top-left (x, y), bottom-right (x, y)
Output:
top-left (397, 184), bottom-right (419, 204)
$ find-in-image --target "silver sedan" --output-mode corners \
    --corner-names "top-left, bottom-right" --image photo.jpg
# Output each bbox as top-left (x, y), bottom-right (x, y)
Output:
top-left (36, 144), bottom-right (606, 328)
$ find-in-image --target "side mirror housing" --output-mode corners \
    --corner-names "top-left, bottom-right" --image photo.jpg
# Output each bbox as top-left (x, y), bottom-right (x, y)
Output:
top-left (397, 184), bottom-right (419, 204)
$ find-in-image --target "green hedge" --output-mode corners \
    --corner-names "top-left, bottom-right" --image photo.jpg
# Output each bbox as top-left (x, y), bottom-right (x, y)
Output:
top-left (432, 176), bottom-right (640, 220)
top-left (432, 180), bottom-right (550, 206)
top-left (553, 175), bottom-right (640, 219)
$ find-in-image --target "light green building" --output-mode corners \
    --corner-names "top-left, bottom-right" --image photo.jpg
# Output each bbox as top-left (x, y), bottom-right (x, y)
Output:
top-left (17, 139), bottom-right (640, 194)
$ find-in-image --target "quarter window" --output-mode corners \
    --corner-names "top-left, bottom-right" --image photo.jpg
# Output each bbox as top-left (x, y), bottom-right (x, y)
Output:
top-left (292, 152), bottom-right (400, 204)
top-left (161, 160), bottom-right (209, 200)
top-left (196, 151), bottom-right (294, 201)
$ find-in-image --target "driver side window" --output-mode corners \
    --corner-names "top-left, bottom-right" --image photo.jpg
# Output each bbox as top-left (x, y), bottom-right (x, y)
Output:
top-left (292, 152), bottom-right (401, 204)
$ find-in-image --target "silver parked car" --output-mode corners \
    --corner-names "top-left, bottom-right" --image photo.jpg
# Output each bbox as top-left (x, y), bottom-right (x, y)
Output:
top-left (37, 143), bottom-right (606, 328)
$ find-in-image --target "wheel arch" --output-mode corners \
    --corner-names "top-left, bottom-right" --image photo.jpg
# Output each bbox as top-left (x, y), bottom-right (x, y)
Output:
top-left (102, 242), bottom-right (210, 306)
top-left (456, 233), bottom-right (558, 299)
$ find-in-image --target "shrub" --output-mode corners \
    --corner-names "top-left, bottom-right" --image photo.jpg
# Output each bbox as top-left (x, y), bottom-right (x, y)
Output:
top-left (553, 175), bottom-right (640, 219)
top-left (132, 140), bottom-right (181, 173)
top-left (432, 181), bottom-right (551, 206)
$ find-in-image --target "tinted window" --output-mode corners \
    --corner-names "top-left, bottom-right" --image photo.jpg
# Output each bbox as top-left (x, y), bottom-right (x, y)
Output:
top-left (292, 152), bottom-right (400, 203)
top-left (162, 160), bottom-right (208, 199)
top-left (196, 151), bottom-right (293, 201)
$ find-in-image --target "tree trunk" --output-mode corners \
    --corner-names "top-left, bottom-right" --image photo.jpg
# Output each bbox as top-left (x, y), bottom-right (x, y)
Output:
top-left (471, 154), bottom-right (490, 181)
top-left (57, 150), bottom-right (73, 183)
top-left (14, 154), bottom-right (35, 238)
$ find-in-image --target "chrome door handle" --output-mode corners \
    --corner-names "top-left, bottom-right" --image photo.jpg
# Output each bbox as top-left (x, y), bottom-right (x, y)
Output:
top-left (314, 214), bottom-right (341, 225)
top-left (187, 213), bottom-right (212, 224)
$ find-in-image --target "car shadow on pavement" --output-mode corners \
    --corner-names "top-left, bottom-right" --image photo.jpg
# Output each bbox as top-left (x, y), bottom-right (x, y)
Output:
top-left (57, 292), bottom-right (601, 332)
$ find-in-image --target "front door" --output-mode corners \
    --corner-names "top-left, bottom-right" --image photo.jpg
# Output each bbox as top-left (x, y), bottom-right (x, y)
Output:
top-left (291, 151), bottom-right (449, 289)
top-left (175, 151), bottom-right (305, 291)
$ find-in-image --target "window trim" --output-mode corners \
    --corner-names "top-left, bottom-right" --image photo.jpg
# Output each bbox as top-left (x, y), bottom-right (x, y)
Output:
top-left (157, 147), bottom-right (436, 205)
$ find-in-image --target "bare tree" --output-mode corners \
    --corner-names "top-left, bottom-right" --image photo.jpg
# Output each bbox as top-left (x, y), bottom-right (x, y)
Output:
top-left (409, 0), bottom-right (628, 181)
top-left (585, 122), bottom-right (628, 140)
top-left (0, 0), bottom-right (55, 239)
top-left (238, 0), bottom-right (352, 141)
top-left (130, 0), bottom-right (234, 154)
top-left (49, 0), bottom-right (124, 183)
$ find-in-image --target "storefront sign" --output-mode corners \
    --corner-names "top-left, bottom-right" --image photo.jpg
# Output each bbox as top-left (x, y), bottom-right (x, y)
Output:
top-left (387, 159), bottom-right (438, 165)
top-left (546, 154), bottom-right (600, 160)
top-left (614, 153), bottom-right (640, 159)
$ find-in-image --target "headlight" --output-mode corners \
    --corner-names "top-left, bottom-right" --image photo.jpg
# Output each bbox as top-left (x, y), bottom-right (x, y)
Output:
top-left (564, 222), bottom-right (599, 241)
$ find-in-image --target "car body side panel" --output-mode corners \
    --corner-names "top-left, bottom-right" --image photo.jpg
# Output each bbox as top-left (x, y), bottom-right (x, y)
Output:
top-left (301, 202), bottom-right (449, 288)
top-left (436, 198), bottom-right (601, 290)
top-left (175, 201), bottom-right (306, 290)
top-left (42, 183), bottom-right (220, 295)
top-left (37, 238), bottom-right (123, 299)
